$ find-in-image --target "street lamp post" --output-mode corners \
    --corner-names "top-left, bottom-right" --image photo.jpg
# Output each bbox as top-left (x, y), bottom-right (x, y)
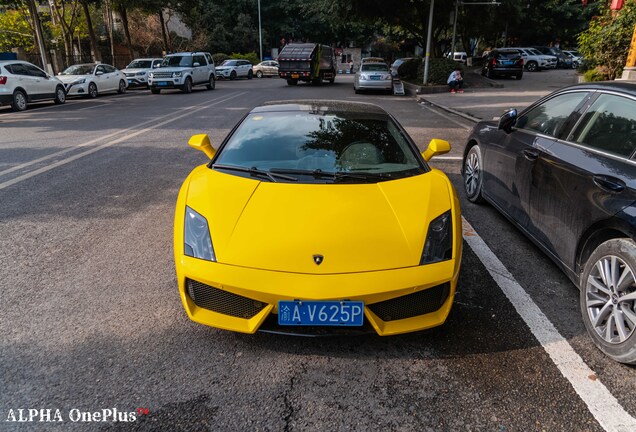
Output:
top-left (258, 0), bottom-right (263, 62)
top-left (423, 0), bottom-right (434, 85)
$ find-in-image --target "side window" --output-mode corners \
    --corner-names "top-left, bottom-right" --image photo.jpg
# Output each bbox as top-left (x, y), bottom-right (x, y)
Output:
top-left (103, 65), bottom-right (116, 73)
top-left (24, 64), bottom-right (47, 78)
top-left (153, 60), bottom-right (162, 68)
top-left (96, 65), bottom-right (105, 74)
top-left (205, 53), bottom-right (213, 65)
top-left (570, 93), bottom-right (636, 158)
top-left (9, 64), bottom-right (27, 75)
top-left (515, 92), bottom-right (587, 138)
top-left (193, 56), bottom-right (205, 66)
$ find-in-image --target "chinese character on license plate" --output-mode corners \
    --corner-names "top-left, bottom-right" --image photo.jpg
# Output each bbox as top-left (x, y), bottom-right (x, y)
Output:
top-left (278, 300), bottom-right (364, 326)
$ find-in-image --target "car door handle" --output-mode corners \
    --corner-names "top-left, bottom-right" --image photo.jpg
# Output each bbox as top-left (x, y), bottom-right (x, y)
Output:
top-left (522, 149), bottom-right (539, 161)
top-left (593, 175), bottom-right (626, 193)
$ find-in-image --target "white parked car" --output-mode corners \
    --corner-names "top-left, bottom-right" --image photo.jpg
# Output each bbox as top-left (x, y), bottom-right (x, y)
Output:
top-left (121, 58), bottom-right (163, 88)
top-left (446, 52), bottom-right (468, 64)
top-left (508, 47), bottom-right (557, 72)
top-left (58, 63), bottom-right (127, 98)
top-left (148, 52), bottom-right (216, 94)
top-left (563, 50), bottom-right (583, 68)
top-left (0, 60), bottom-right (66, 111)
top-left (353, 62), bottom-right (392, 94)
top-left (253, 60), bottom-right (279, 78)
top-left (215, 59), bottom-right (253, 80)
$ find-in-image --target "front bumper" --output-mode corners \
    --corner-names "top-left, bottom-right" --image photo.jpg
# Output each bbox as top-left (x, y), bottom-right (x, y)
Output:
top-left (357, 79), bottom-right (393, 90)
top-left (126, 77), bottom-right (148, 87)
top-left (64, 82), bottom-right (89, 96)
top-left (176, 256), bottom-right (459, 336)
top-left (148, 77), bottom-right (183, 89)
top-left (215, 69), bottom-right (234, 78)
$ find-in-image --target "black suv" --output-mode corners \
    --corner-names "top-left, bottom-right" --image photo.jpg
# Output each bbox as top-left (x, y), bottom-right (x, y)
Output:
top-left (481, 49), bottom-right (524, 80)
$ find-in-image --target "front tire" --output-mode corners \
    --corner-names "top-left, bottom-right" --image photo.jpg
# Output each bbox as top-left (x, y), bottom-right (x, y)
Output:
top-left (206, 75), bottom-right (215, 90)
top-left (526, 61), bottom-right (538, 72)
top-left (580, 238), bottom-right (636, 364)
top-left (463, 145), bottom-right (485, 203)
top-left (54, 86), bottom-right (66, 104)
top-left (256, 70), bottom-right (263, 78)
top-left (181, 77), bottom-right (192, 93)
top-left (247, 70), bottom-right (253, 80)
top-left (12, 90), bottom-right (27, 111)
top-left (117, 79), bottom-right (126, 94)
top-left (88, 82), bottom-right (98, 98)
top-left (230, 70), bottom-right (237, 81)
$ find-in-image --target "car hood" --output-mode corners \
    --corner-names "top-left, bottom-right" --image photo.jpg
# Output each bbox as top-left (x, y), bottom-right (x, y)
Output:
top-left (183, 167), bottom-right (454, 273)
top-left (215, 66), bottom-right (234, 70)
top-left (154, 67), bottom-right (189, 73)
top-left (57, 75), bottom-right (89, 83)
top-left (122, 68), bottom-right (148, 74)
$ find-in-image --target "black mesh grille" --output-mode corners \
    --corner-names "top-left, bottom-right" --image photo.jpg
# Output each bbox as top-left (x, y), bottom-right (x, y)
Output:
top-left (186, 279), bottom-right (267, 319)
top-left (367, 283), bottom-right (450, 322)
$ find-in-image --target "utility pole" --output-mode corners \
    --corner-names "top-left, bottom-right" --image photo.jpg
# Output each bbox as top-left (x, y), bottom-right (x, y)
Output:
top-left (258, 0), bottom-right (263, 62)
top-left (450, 0), bottom-right (459, 56)
top-left (27, 0), bottom-right (51, 74)
top-left (423, 0), bottom-right (434, 85)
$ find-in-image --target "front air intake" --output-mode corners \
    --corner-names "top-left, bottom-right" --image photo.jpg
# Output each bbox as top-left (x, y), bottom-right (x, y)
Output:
top-left (186, 279), bottom-right (267, 319)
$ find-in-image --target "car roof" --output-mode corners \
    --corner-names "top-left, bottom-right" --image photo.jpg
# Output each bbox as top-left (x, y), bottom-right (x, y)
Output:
top-left (0, 60), bottom-right (35, 65)
top-left (560, 81), bottom-right (636, 97)
top-left (254, 100), bottom-right (390, 117)
top-left (360, 62), bottom-right (389, 67)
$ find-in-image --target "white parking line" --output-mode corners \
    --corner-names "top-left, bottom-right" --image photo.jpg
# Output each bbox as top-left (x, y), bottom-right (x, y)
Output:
top-left (0, 92), bottom-right (246, 191)
top-left (462, 217), bottom-right (636, 432)
top-left (0, 92), bottom-right (243, 179)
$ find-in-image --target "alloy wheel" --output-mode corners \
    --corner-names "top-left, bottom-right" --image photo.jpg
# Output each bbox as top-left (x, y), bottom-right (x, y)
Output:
top-left (586, 255), bottom-right (636, 344)
top-left (464, 150), bottom-right (481, 197)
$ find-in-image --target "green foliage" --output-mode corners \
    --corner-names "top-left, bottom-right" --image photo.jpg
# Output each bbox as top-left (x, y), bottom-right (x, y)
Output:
top-left (229, 51), bottom-right (259, 65)
top-left (417, 57), bottom-right (463, 85)
top-left (583, 68), bottom-right (609, 82)
top-left (578, 3), bottom-right (636, 80)
top-left (397, 58), bottom-right (421, 80)
top-left (212, 52), bottom-right (228, 65)
top-left (0, 8), bottom-right (34, 51)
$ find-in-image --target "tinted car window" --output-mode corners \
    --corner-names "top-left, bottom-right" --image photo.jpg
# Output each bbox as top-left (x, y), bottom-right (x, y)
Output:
top-left (8, 63), bottom-right (28, 75)
top-left (163, 56), bottom-right (192, 67)
top-left (153, 60), bottom-right (163, 68)
top-left (516, 92), bottom-right (587, 138)
top-left (193, 56), bottom-right (205, 66)
top-left (361, 64), bottom-right (389, 72)
top-left (128, 60), bottom-right (152, 68)
top-left (103, 65), bottom-right (116, 73)
top-left (570, 93), bottom-right (636, 158)
top-left (496, 51), bottom-right (522, 59)
top-left (24, 64), bottom-right (47, 78)
top-left (215, 111), bottom-right (424, 182)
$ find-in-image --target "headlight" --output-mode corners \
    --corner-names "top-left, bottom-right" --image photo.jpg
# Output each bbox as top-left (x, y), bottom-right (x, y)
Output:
top-left (173, 71), bottom-right (182, 77)
top-left (382, 74), bottom-right (391, 80)
top-left (136, 72), bottom-right (145, 76)
top-left (360, 74), bottom-right (369, 80)
top-left (184, 206), bottom-right (215, 261)
top-left (148, 72), bottom-right (153, 78)
top-left (71, 78), bottom-right (86, 85)
top-left (421, 210), bottom-right (453, 264)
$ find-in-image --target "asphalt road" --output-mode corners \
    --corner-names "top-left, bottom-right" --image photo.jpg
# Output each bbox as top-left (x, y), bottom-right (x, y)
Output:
top-left (1, 71), bottom-right (635, 431)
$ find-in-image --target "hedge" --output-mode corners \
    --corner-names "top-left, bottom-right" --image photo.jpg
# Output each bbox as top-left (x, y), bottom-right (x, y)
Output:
top-left (399, 57), bottom-right (465, 85)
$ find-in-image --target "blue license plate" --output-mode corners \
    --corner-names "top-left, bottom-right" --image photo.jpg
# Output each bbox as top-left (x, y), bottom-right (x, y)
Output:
top-left (370, 75), bottom-right (381, 80)
top-left (502, 60), bottom-right (513, 65)
top-left (278, 300), bottom-right (364, 326)
top-left (127, 80), bottom-right (133, 84)
top-left (157, 81), bottom-right (168, 86)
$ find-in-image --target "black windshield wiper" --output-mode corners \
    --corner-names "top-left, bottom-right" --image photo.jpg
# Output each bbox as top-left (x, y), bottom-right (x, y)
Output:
top-left (212, 164), bottom-right (297, 182)
top-left (269, 168), bottom-right (338, 179)
top-left (270, 168), bottom-right (392, 183)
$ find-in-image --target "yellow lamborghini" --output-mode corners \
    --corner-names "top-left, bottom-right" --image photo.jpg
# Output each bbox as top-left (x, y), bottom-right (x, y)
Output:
top-left (174, 100), bottom-right (462, 335)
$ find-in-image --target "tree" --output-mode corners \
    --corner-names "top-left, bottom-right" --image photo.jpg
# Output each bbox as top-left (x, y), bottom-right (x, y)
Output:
top-left (0, 8), bottom-right (33, 51)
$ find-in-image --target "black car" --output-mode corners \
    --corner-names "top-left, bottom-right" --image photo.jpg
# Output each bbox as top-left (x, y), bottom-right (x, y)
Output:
top-left (532, 46), bottom-right (572, 69)
top-left (461, 82), bottom-right (636, 364)
top-left (481, 49), bottom-right (524, 80)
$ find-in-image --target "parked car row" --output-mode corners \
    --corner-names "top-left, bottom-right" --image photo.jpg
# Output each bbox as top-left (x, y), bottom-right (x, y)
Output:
top-left (0, 54), bottom-right (281, 111)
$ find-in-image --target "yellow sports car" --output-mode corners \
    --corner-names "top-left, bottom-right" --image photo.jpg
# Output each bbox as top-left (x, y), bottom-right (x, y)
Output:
top-left (174, 100), bottom-right (462, 335)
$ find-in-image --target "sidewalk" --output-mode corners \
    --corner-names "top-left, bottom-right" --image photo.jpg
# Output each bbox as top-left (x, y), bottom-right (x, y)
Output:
top-left (419, 69), bottom-right (579, 122)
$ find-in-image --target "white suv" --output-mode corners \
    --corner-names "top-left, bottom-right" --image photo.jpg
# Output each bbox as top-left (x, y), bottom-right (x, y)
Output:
top-left (122, 58), bottom-right (163, 88)
top-left (515, 47), bottom-right (557, 71)
top-left (215, 59), bottom-right (253, 80)
top-left (148, 52), bottom-right (216, 94)
top-left (0, 60), bottom-right (66, 111)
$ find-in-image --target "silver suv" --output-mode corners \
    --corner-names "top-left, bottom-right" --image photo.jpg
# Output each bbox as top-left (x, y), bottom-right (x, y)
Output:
top-left (0, 60), bottom-right (66, 111)
top-left (148, 52), bottom-right (216, 94)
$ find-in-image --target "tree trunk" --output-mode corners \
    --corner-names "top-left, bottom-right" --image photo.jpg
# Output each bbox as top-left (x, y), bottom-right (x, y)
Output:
top-left (118, 5), bottom-right (134, 62)
top-left (105, 0), bottom-right (115, 63)
top-left (81, 0), bottom-right (101, 61)
top-left (158, 9), bottom-right (170, 54)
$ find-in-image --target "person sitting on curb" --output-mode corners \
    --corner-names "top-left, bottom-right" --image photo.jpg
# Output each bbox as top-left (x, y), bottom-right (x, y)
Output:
top-left (447, 67), bottom-right (464, 93)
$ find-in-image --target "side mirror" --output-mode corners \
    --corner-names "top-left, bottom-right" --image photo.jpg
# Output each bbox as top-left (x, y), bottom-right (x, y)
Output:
top-left (498, 108), bottom-right (518, 133)
top-left (96, 71), bottom-right (104, 76)
top-left (193, 62), bottom-right (200, 67)
top-left (421, 138), bottom-right (451, 162)
top-left (188, 134), bottom-right (216, 160)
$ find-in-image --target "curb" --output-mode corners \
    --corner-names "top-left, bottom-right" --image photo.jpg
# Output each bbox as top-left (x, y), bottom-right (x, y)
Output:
top-left (418, 98), bottom-right (482, 124)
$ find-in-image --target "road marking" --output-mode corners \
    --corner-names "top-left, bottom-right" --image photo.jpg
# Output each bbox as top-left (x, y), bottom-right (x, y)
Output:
top-left (0, 92), bottom-right (246, 191)
top-left (0, 92), bottom-right (242, 179)
top-left (431, 156), bottom-right (462, 161)
top-left (421, 104), bottom-right (473, 130)
top-left (462, 217), bottom-right (636, 432)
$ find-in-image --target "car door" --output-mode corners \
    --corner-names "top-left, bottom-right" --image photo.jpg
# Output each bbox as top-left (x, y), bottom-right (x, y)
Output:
top-left (483, 91), bottom-right (589, 228)
top-left (94, 65), bottom-right (108, 91)
top-left (527, 91), bottom-right (636, 272)
top-left (23, 63), bottom-right (53, 98)
top-left (104, 65), bottom-right (119, 91)
top-left (192, 55), bottom-right (206, 83)
top-left (7, 63), bottom-right (39, 97)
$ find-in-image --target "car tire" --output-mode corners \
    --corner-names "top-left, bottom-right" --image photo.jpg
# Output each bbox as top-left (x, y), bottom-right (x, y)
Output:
top-left (182, 77), bottom-right (192, 93)
top-left (206, 75), bottom-right (215, 90)
top-left (463, 145), bottom-right (485, 203)
top-left (247, 70), bottom-right (253, 80)
top-left (150, 88), bottom-right (161, 94)
top-left (11, 89), bottom-right (27, 112)
top-left (515, 72), bottom-right (523, 80)
top-left (286, 79), bottom-right (297, 86)
top-left (526, 61), bottom-right (538, 72)
top-left (117, 79), bottom-right (126, 94)
top-left (230, 70), bottom-right (237, 81)
top-left (88, 82), bottom-right (98, 98)
top-left (580, 238), bottom-right (636, 365)
top-left (54, 86), bottom-right (66, 104)
top-left (256, 70), bottom-right (263, 78)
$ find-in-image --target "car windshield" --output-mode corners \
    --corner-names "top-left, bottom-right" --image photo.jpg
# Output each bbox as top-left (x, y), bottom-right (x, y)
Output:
top-left (162, 56), bottom-right (192, 67)
top-left (61, 64), bottom-right (95, 75)
top-left (361, 64), bottom-right (389, 72)
top-left (221, 60), bottom-right (238, 66)
top-left (497, 51), bottom-right (521, 59)
top-left (127, 60), bottom-right (152, 69)
top-left (529, 49), bottom-right (543, 56)
top-left (214, 110), bottom-right (425, 183)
